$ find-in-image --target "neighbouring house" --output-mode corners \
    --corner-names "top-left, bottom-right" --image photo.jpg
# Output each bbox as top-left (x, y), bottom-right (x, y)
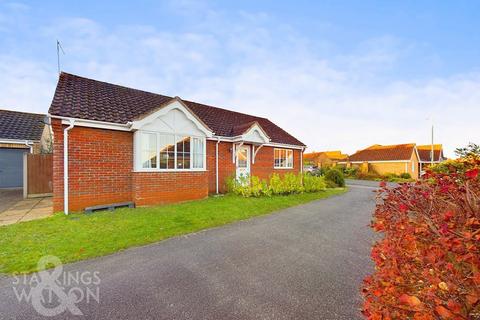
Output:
top-left (417, 144), bottom-right (446, 174)
top-left (338, 143), bottom-right (420, 179)
top-left (303, 150), bottom-right (348, 168)
top-left (0, 109), bottom-right (51, 188)
top-left (49, 73), bottom-right (306, 213)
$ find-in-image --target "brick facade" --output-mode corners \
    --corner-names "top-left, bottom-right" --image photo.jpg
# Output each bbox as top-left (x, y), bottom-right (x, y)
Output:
top-left (132, 172), bottom-right (208, 206)
top-left (52, 120), bottom-right (302, 213)
top-left (52, 119), bottom-right (133, 212)
top-left (206, 141), bottom-right (302, 193)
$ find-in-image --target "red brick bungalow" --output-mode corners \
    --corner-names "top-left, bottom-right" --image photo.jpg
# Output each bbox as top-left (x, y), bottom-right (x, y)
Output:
top-left (49, 73), bottom-right (306, 213)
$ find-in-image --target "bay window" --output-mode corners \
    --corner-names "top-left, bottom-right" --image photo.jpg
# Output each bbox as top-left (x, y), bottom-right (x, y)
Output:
top-left (274, 148), bottom-right (293, 169)
top-left (137, 132), bottom-right (205, 171)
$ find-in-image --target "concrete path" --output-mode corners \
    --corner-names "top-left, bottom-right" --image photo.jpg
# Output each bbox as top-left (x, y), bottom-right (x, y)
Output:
top-left (0, 184), bottom-right (377, 319)
top-left (0, 196), bottom-right (52, 226)
top-left (0, 188), bottom-right (23, 213)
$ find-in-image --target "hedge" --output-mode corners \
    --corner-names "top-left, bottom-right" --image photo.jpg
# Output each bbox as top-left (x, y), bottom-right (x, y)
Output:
top-left (362, 156), bottom-right (480, 319)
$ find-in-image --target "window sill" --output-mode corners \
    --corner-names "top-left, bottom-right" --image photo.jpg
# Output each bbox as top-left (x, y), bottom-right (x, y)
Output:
top-left (274, 167), bottom-right (294, 170)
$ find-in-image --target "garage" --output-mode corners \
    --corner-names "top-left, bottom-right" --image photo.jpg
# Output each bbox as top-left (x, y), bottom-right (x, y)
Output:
top-left (0, 148), bottom-right (27, 188)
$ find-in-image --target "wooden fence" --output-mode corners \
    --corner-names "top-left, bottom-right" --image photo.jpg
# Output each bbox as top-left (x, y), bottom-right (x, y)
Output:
top-left (24, 153), bottom-right (53, 197)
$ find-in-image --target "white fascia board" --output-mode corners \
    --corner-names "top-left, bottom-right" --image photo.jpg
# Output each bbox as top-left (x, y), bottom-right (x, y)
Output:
top-left (0, 138), bottom-right (36, 144)
top-left (242, 123), bottom-right (270, 142)
top-left (207, 136), bottom-right (305, 150)
top-left (346, 160), bottom-right (411, 164)
top-left (49, 114), bottom-right (132, 132)
top-left (130, 100), bottom-right (213, 137)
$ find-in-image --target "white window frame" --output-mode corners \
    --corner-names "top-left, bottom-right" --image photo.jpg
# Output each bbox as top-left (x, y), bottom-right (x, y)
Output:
top-left (134, 130), bottom-right (207, 172)
top-left (274, 148), bottom-right (294, 169)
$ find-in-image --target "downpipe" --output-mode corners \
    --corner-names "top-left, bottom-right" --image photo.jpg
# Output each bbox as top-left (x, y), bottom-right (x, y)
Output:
top-left (63, 119), bottom-right (75, 215)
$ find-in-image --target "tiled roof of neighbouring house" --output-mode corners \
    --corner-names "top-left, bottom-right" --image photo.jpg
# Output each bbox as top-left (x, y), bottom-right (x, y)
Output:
top-left (49, 72), bottom-right (305, 146)
top-left (417, 144), bottom-right (444, 162)
top-left (348, 144), bottom-right (416, 162)
top-left (303, 150), bottom-right (348, 161)
top-left (0, 109), bottom-right (45, 141)
top-left (322, 151), bottom-right (348, 160)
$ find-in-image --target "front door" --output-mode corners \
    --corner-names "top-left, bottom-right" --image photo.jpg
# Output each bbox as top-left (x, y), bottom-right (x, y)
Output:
top-left (236, 145), bottom-right (250, 181)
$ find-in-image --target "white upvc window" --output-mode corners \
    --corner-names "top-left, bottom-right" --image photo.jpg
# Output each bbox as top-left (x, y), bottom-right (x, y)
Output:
top-left (274, 148), bottom-right (293, 169)
top-left (136, 131), bottom-right (206, 171)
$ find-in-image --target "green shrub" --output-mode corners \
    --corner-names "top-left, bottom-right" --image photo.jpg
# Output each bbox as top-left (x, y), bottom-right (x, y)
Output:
top-left (399, 172), bottom-right (411, 179)
top-left (268, 173), bottom-right (284, 195)
top-left (324, 168), bottom-right (345, 187)
top-left (325, 179), bottom-right (338, 188)
top-left (343, 167), bottom-right (358, 177)
top-left (227, 173), bottom-right (333, 197)
top-left (356, 172), bottom-right (381, 181)
top-left (282, 173), bottom-right (304, 194)
top-left (303, 174), bottom-right (326, 192)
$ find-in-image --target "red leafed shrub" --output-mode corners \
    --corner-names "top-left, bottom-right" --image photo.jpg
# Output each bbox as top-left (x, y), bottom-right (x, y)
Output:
top-left (362, 156), bottom-right (480, 319)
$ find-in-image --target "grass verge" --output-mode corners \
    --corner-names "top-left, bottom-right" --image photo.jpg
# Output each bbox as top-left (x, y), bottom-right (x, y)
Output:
top-left (0, 188), bottom-right (346, 274)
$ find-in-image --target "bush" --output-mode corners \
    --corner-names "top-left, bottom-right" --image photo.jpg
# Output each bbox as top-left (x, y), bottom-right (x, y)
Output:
top-left (226, 173), bottom-right (329, 197)
top-left (362, 156), bottom-right (480, 319)
top-left (356, 172), bottom-right (381, 181)
top-left (343, 167), bottom-right (358, 177)
top-left (303, 174), bottom-right (326, 192)
top-left (324, 168), bottom-right (345, 187)
top-left (324, 179), bottom-right (338, 189)
top-left (399, 172), bottom-right (411, 179)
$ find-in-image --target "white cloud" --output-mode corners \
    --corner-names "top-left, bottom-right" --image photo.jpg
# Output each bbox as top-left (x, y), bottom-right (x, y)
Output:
top-left (0, 7), bottom-right (477, 157)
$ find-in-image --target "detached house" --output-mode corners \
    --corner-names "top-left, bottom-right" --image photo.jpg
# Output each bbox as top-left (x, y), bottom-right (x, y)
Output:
top-left (339, 143), bottom-right (420, 179)
top-left (303, 150), bottom-right (348, 168)
top-left (417, 144), bottom-right (446, 173)
top-left (49, 73), bottom-right (305, 213)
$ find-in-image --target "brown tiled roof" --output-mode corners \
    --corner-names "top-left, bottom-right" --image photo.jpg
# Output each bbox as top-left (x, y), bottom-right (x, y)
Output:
top-left (0, 109), bottom-right (45, 141)
top-left (417, 144), bottom-right (444, 162)
top-left (304, 150), bottom-right (348, 161)
top-left (49, 73), bottom-right (305, 146)
top-left (348, 144), bottom-right (416, 162)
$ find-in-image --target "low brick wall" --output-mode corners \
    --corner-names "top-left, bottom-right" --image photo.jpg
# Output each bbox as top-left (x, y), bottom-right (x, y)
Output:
top-left (132, 171), bottom-right (209, 206)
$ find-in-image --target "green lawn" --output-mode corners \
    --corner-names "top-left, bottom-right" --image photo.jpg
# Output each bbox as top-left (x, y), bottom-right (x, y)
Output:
top-left (0, 189), bottom-right (346, 274)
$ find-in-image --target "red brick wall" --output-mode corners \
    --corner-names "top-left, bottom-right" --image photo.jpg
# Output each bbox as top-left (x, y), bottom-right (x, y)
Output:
top-left (53, 120), bottom-right (210, 212)
top-left (133, 172), bottom-right (208, 206)
top-left (207, 140), bottom-right (235, 193)
top-left (206, 141), bottom-right (302, 194)
top-left (53, 120), bottom-right (303, 212)
top-left (251, 146), bottom-right (302, 180)
top-left (52, 119), bottom-right (133, 212)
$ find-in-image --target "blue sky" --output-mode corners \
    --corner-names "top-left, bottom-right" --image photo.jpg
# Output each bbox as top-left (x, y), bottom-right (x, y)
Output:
top-left (1, 0), bottom-right (479, 156)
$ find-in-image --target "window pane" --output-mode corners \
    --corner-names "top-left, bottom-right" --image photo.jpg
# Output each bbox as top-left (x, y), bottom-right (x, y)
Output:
top-left (176, 136), bottom-right (191, 169)
top-left (159, 134), bottom-right (175, 169)
top-left (274, 148), bottom-right (293, 168)
top-left (237, 148), bottom-right (247, 168)
top-left (287, 150), bottom-right (293, 168)
top-left (192, 138), bottom-right (204, 169)
top-left (141, 133), bottom-right (157, 168)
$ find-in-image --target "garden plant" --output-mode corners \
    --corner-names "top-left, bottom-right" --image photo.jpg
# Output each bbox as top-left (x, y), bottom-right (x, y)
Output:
top-left (362, 155), bottom-right (480, 319)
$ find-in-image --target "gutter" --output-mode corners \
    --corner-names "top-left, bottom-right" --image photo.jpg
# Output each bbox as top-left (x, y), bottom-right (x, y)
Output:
top-left (63, 119), bottom-right (75, 215)
top-left (24, 140), bottom-right (33, 153)
top-left (0, 139), bottom-right (35, 152)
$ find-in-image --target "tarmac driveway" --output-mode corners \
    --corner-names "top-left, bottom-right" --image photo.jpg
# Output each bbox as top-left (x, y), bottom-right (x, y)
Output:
top-left (0, 183), bottom-right (377, 319)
